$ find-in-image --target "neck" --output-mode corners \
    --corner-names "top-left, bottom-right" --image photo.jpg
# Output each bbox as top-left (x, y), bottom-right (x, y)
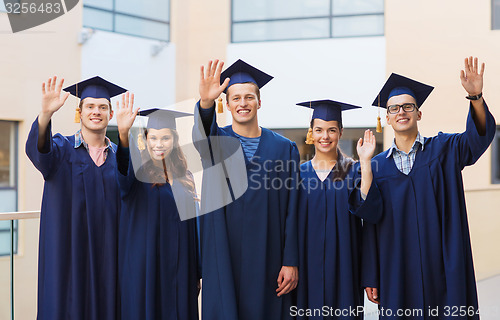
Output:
top-left (232, 119), bottom-right (261, 138)
top-left (394, 130), bottom-right (418, 153)
top-left (312, 149), bottom-right (338, 171)
top-left (80, 126), bottom-right (107, 148)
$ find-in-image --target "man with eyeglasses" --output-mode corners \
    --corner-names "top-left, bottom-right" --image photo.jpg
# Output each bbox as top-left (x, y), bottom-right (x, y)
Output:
top-left (361, 57), bottom-right (495, 319)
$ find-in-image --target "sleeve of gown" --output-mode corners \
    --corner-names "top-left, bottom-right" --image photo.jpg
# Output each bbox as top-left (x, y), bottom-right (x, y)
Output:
top-left (192, 101), bottom-right (221, 166)
top-left (446, 101), bottom-right (496, 170)
top-left (116, 142), bottom-right (136, 197)
top-left (25, 117), bottom-right (66, 180)
top-left (282, 142), bottom-right (300, 267)
top-left (361, 221), bottom-right (380, 289)
top-left (348, 161), bottom-right (383, 224)
top-left (296, 174), bottom-right (308, 307)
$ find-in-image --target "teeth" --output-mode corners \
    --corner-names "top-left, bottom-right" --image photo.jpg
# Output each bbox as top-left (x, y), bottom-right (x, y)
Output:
top-left (238, 109), bottom-right (250, 114)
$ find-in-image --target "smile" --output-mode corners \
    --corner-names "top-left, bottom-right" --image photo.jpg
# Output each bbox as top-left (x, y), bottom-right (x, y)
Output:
top-left (237, 109), bottom-right (250, 114)
top-left (397, 118), bottom-right (409, 123)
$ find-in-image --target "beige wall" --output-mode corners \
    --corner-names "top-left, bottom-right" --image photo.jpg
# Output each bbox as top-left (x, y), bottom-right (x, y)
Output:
top-left (0, 4), bottom-right (82, 319)
top-left (384, 0), bottom-right (500, 279)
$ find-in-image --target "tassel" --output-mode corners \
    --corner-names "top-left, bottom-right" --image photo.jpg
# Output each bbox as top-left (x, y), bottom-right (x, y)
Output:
top-left (305, 128), bottom-right (314, 145)
top-left (217, 97), bottom-right (224, 113)
top-left (74, 107), bottom-right (81, 123)
top-left (376, 116), bottom-right (382, 133)
top-left (137, 133), bottom-right (146, 151)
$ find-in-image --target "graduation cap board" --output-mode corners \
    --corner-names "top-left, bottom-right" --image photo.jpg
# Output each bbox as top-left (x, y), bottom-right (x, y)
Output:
top-left (296, 99), bottom-right (361, 145)
top-left (63, 76), bottom-right (127, 123)
top-left (135, 108), bottom-right (193, 150)
top-left (216, 59), bottom-right (274, 113)
top-left (371, 73), bottom-right (434, 132)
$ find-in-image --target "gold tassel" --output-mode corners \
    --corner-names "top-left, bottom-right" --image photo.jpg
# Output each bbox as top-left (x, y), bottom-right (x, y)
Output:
top-left (137, 133), bottom-right (146, 151)
top-left (376, 94), bottom-right (382, 133)
top-left (376, 116), bottom-right (382, 133)
top-left (305, 128), bottom-right (314, 144)
top-left (74, 107), bottom-right (81, 123)
top-left (217, 96), bottom-right (224, 113)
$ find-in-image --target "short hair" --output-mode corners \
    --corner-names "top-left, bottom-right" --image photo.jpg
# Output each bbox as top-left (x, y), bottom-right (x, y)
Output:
top-left (79, 98), bottom-right (112, 110)
top-left (226, 82), bottom-right (260, 102)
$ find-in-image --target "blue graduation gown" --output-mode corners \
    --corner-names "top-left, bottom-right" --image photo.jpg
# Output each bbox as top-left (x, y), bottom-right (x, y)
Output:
top-left (116, 146), bottom-right (199, 320)
top-left (25, 118), bottom-right (120, 320)
top-left (361, 103), bottom-right (496, 319)
top-left (296, 159), bottom-right (382, 320)
top-left (193, 103), bottom-right (300, 320)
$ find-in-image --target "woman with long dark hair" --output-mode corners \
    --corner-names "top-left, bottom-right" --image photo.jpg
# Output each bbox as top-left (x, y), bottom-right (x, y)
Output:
top-left (295, 100), bottom-right (382, 320)
top-left (115, 94), bottom-right (199, 320)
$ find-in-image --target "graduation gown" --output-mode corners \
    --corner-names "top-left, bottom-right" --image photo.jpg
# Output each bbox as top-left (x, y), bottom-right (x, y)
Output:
top-left (116, 146), bottom-right (199, 320)
top-left (25, 118), bottom-right (119, 320)
top-left (361, 103), bottom-right (496, 319)
top-left (296, 158), bottom-right (382, 320)
top-left (193, 103), bottom-right (300, 320)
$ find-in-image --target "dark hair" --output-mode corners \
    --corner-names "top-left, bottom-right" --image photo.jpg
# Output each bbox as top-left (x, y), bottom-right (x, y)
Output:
top-left (226, 82), bottom-right (260, 102)
top-left (310, 118), bottom-right (343, 130)
top-left (140, 128), bottom-right (197, 199)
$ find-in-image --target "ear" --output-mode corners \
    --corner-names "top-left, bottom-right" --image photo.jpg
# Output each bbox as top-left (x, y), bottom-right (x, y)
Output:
top-left (339, 127), bottom-right (343, 139)
top-left (109, 109), bottom-right (114, 121)
top-left (257, 99), bottom-right (261, 109)
top-left (386, 112), bottom-right (391, 126)
top-left (417, 110), bottom-right (422, 121)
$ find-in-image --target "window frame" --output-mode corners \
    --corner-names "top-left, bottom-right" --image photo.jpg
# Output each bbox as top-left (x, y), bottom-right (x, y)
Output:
top-left (83, 0), bottom-right (171, 41)
top-left (231, 0), bottom-right (384, 43)
top-left (0, 120), bottom-right (19, 257)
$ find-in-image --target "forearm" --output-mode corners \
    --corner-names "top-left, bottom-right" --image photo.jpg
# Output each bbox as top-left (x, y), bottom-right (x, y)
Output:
top-left (200, 98), bottom-right (216, 109)
top-left (118, 130), bottom-right (130, 148)
top-left (37, 111), bottom-right (53, 152)
top-left (470, 97), bottom-right (486, 136)
top-left (359, 159), bottom-right (373, 196)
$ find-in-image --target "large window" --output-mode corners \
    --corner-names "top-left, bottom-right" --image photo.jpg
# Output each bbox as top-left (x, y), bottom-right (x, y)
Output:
top-left (83, 0), bottom-right (170, 41)
top-left (232, 0), bottom-right (384, 42)
top-left (492, 126), bottom-right (500, 184)
top-left (0, 121), bottom-right (18, 256)
top-left (493, 0), bottom-right (500, 29)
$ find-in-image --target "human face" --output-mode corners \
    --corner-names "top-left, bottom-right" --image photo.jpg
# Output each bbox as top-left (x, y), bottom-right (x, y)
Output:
top-left (226, 83), bottom-right (261, 125)
top-left (146, 128), bottom-right (174, 162)
top-left (80, 97), bottom-right (113, 132)
top-left (312, 119), bottom-right (342, 155)
top-left (385, 94), bottom-right (421, 134)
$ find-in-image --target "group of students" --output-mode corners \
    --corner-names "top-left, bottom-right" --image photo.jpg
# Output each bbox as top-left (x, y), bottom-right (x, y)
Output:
top-left (26, 56), bottom-right (495, 320)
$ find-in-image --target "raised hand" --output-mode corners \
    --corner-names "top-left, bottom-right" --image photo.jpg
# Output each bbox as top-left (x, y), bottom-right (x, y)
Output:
top-left (199, 59), bottom-right (231, 109)
top-left (460, 56), bottom-right (484, 96)
top-left (41, 76), bottom-right (70, 117)
top-left (357, 129), bottom-right (376, 162)
top-left (115, 92), bottom-right (138, 146)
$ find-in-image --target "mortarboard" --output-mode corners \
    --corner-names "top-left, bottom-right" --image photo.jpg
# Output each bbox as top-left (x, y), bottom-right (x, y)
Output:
top-left (64, 76), bottom-right (127, 101)
top-left (135, 108), bottom-right (192, 151)
top-left (139, 108), bottom-right (192, 130)
top-left (297, 99), bottom-right (361, 145)
top-left (63, 76), bottom-right (127, 123)
top-left (215, 59), bottom-right (273, 114)
top-left (372, 73), bottom-right (434, 109)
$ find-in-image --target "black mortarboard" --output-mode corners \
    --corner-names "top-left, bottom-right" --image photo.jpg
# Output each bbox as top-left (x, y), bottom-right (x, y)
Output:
top-left (139, 108), bottom-right (192, 130)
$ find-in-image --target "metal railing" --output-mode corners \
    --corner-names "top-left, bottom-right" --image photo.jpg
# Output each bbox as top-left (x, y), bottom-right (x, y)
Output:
top-left (0, 211), bottom-right (40, 320)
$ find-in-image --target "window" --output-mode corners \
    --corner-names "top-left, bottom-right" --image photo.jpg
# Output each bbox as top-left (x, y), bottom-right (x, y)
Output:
top-left (493, 0), bottom-right (500, 29)
top-left (232, 0), bottom-right (384, 42)
top-left (492, 126), bottom-right (500, 184)
top-left (83, 0), bottom-right (170, 41)
top-left (0, 121), bottom-right (18, 256)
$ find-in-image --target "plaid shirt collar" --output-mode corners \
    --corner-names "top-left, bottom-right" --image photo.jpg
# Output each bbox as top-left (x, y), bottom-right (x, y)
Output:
top-left (387, 132), bottom-right (424, 158)
top-left (74, 130), bottom-right (116, 153)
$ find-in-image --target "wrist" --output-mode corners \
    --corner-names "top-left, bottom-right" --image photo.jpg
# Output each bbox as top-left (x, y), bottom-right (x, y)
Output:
top-left (200, 99), bottom-right (215, 109)
top-left (466, 92), bottom-right (482, 100)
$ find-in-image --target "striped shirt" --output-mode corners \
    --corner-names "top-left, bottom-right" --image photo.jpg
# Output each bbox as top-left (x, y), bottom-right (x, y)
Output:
top-left (387, 132), bottom-right (424, 175)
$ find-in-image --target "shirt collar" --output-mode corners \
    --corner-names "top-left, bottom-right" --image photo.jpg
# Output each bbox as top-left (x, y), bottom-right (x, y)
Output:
top-left (74, 130), bottom-right (116, 153)
top-left (386, 132), bottom-right (424, 158)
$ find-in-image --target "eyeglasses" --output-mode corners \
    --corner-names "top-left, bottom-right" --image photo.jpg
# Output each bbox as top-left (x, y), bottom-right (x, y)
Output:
top-left (387, 103), bottom-right (417, 114)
